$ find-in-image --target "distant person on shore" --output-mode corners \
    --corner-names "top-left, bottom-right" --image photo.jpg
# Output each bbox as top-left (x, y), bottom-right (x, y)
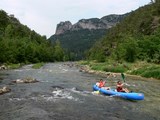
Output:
top-left (116, 80), bottom-right (129, 93)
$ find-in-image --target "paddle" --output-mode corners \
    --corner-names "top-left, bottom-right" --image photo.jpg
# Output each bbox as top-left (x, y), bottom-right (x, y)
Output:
top-left (121, 73), bottom-right (125, 82)
top-left (121, 73), bottom-right (131, 92)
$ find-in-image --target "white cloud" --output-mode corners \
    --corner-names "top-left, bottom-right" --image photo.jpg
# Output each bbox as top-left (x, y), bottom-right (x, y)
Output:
top-left (0, 0), bottom-right (151, 38)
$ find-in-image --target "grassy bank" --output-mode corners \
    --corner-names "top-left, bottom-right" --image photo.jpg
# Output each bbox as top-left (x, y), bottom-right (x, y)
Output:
top-left (32, 62), bottom-right (44, 69)
top-left (7, 63), bottom-right (23, 69)
top-left (78, 60), bottom-right (160, 80)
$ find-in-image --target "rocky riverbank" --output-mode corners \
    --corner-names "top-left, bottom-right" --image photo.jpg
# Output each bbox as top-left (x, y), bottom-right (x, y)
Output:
top-left (79, 65), bottom-right (117, 78)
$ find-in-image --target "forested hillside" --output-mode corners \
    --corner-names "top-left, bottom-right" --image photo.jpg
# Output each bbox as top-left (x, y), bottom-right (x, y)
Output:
top-left (0, 10), bottom-right (65, 64)
top-left (50, 29), bottom-right (107, 60)
top-left (49, 14), bottom-right (127, 60)
top-left (87, 0), bottom-right (160, 64)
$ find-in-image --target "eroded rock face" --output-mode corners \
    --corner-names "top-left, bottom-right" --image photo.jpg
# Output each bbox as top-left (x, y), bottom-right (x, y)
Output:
top-left (55, 21), bottom-right (72, 35)
top-left (55, 14), bottom-right (128, 35)
top-left (72, 18), bottom-right (107, 30)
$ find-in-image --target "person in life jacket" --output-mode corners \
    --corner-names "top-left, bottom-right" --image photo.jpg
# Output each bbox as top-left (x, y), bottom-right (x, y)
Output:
top-left (116, 81), bottom-right (129, 93)
top-left (96, 79), bottom-right (110, 90)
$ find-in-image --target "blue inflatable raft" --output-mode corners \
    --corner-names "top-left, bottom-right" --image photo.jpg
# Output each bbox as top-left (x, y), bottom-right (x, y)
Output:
top-left (93, 85), bottom-right (144, 100)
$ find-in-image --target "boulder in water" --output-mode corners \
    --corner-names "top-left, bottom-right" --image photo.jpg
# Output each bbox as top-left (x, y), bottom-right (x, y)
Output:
top-left (0, 86), bottom-right (11, 95)
top-left (12, 77), bottom-right (39, 83)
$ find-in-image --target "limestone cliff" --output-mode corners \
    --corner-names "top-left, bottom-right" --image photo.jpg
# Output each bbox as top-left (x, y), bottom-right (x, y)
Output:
top-left (55, 14), bottom-right (127, 35)
top-left (55, 21), bottom-right (72, 35)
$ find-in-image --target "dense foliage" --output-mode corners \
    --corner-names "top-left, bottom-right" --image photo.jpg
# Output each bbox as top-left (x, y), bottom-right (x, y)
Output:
top-left (0, 10), bottom-right (65, 64)
top-left (49, 29), bottom-right (107, 60)
top-left (87, 1), bottom-right (160, 64)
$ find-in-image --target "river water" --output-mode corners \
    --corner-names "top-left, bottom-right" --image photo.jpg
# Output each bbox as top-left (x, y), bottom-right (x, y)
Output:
top-left (0, 62), bottom-right (159, 120)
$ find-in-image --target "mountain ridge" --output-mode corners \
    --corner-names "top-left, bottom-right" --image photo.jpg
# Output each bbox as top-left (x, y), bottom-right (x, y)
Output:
top-left (49, 13), bottom-right (128, 60)
top-left (55, 14), bottom-right (128, 35)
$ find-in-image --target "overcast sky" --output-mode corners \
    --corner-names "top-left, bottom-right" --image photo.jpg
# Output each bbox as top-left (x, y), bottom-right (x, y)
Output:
top-left (1, 0), bottom-right (151, 38)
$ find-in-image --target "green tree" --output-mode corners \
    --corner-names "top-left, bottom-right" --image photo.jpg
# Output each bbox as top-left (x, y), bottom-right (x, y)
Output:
top-left (114, 36), bottom-right (138, 62)
top-left (4, 24), bottom-right (14, 38)
top-left (0, 10), bottom-right (9, 31)
top-left (54, 40), bottom-right (64, 61)
top-left (124, 44), bottom-right (137, 62)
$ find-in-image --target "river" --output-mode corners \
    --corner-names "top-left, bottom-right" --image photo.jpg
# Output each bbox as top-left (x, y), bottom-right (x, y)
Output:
top-left (0, 62), bottom-right (159, 120)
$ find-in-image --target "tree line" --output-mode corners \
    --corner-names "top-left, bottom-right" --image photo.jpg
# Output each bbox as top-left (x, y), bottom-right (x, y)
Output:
top-left (0, 10), bottom-right (66, 64)
top-left (86, 1), bottom-right (160, 64)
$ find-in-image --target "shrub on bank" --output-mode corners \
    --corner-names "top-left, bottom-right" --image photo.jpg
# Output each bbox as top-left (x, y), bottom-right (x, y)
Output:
top-left (91, 65), bottom-right (105, 71)
top-left (142, 70), bottom-right (160, 79)
top-left (78, 60), bottom-right (160, 80)
top-left (89, 62), bottom-right (129, 73)
top-left (103, 66), bottom-right (128, 73)
top-left (7, 63), bottom-right (22, 69)
top-left (131, 66), bottom-right (160, 79)
top-left (32, 63), bottom-right (44, 69)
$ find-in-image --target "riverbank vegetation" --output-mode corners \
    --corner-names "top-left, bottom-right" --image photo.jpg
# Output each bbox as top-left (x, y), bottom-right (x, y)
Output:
top-left (79, 60), bottom-right (160, 80)
top-left (7, 63), bottom-right (22, 69)
top-left (86, 1), bottom-right (160, 64)
top-left (32, 62), bottom-right (44, 69)
top-left (83, 1), bottom-right (160, 79)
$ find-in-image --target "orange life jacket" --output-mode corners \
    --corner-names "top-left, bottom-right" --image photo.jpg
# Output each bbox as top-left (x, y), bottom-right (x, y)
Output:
top-left (99, 81), bottom-right (105, 88)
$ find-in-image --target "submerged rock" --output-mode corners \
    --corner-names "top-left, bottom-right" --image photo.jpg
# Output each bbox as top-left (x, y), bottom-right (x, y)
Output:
top-left (12, 77), bottom-right (39, 83)
top-left (0, 86), bottom-right (11, 95)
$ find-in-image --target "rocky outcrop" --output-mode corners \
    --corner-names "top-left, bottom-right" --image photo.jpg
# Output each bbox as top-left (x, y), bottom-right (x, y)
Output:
top-left (55, 14), bottom-right (128, 35)
top-left (55, 21), bottom-right (72, 35)
top-left (72, 18), bottom-right (107, 30)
